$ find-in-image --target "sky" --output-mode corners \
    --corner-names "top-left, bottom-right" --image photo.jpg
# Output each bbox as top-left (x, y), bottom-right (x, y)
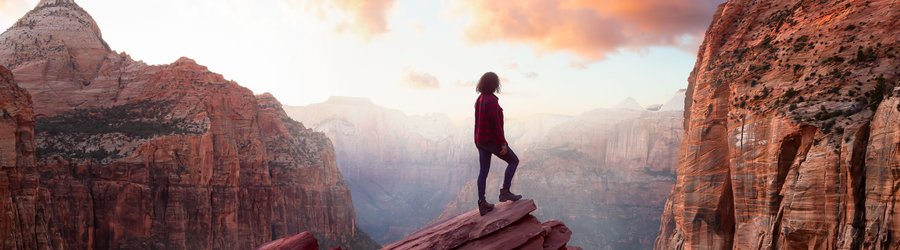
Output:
top-left (0, 0), bottom-right (723, 121)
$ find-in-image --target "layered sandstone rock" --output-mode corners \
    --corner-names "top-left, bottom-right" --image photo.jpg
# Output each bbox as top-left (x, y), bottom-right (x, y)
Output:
top-left (440, 102), bottom-right (684, 250)
top-left (257, 231), bottom-right (319, 250)
top-left (0, 1), bottom-right (376, 249)
top-left (285, 98), bottom-right (476, 243)
top-left (384, 199), bottom-right (578, 250)
top-left (0, 66), bottom-right (39, 249)
top-left (656, 0), bottom-right (899, 249)
top-left (863, 87), bottom-right (900, 249)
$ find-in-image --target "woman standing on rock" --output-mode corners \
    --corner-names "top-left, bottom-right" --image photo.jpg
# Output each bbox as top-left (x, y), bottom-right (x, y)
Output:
top-left (473, 72), bottom-right (522, 216)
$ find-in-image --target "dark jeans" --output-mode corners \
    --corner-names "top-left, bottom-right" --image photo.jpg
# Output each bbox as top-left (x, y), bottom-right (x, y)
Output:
top-left (476, 143), bottom-right (519, 201)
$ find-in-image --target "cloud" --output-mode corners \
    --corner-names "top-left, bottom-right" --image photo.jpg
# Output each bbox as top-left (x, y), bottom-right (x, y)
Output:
top-left (505, 62), bottom-right (539, 79)
top-left (463, 0), bottom-right (723, 61)
top-left (303, 0), bottom-right (396, 39)
top-left (405, 70), bottom-right (440, 89)
top-left (455, 80), bottom-right (476, 88)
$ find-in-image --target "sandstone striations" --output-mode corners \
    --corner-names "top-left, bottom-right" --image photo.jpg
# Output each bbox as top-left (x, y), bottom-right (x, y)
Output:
top-left (0, 65), bottom-right (38, 250)
top-left (257, 231), bottom-right (320, 250)
top-left (655, 0), bottom-right (899, 249)
top-left (0, 1), bottom-right (376, 249)
top-left (384, 199), bottom-right (578, 250)
top-left (285, 98), bottom-right (475, 243)
top-left (440, 99), bottom-right (685, 250)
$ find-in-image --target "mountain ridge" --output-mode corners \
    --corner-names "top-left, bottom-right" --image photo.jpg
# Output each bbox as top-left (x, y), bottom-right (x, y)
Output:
top-left (0, 1), bottom-right (378, 249)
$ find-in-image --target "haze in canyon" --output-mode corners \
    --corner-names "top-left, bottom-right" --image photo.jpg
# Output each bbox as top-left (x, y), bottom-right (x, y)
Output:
top-left (286, 91), bottom-right (685, 249)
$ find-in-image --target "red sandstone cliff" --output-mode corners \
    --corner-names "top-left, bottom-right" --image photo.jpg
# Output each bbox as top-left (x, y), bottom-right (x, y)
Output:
top-left (0, 65), bottom-right (38, 249)
top-left (0, 0), bottom-right (376, 249)
top-left (656, 0), bottom-right (899, 249)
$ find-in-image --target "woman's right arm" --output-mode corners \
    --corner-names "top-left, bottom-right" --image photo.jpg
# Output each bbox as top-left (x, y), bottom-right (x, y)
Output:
top-left (491, 98), bottom-right (508, 147)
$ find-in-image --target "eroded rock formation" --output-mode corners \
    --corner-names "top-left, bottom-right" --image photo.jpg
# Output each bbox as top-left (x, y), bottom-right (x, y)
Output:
top-left (656, 0), bottom-right (899, 249)
top-left (0, 1), bottom-right (376, 249)
top-left (0, 65), bottom-right (38, 249)
top-left (384, 199), bottom-right (578, 250)
top-left (257, 231), bottom-right (320, 250)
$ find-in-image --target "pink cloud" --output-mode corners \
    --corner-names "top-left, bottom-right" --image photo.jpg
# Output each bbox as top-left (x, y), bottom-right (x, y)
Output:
top-left (464, 0), bottom-right (722, 61)
top-left (405, 70), bottom-right (440, 89)
top-left (306, 0), bottom-right (396, 39)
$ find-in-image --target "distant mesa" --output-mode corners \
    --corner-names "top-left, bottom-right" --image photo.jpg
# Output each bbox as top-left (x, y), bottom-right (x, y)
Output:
top-left (657, 89), bottom-right (686, 112)
top-left (646, 89), bottom-right (688, 112)
top-left (326, 96), bottom-right (376, 106)
top-left (612, 97), bottom-right (644, 111)
top-left (384, 199), bottom-right (579, 250)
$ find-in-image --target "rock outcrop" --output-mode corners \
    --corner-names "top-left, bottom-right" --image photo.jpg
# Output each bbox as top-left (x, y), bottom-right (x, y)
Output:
top-left (440, 100), bottom-right (685, 249)
top-left (0, 1), bottom-right (377, 249)
top-left (656, 0), bottom-right (899, 249)
top-left (285, 98), bottom-right (476, 243)
top-left (257, 231), bottom-right (320, 250)
top-left (384, 199), bottom-right (578, 250)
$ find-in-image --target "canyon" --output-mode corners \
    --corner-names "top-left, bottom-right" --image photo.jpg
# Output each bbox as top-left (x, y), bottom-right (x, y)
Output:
top-left (656, 0), bottom-right (899, 249)
top-left (287, 92), bottom-right (686, 249)
top-left (285, 97), bottom-right (476, 243)
top-left (0, 0), bottom-right (376, 249)
top-left (440, 96), bottom-right (685, 250)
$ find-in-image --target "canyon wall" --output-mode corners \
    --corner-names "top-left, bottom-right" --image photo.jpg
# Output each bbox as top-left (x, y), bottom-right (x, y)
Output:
top-left (656, 0), bottom-right (899, 249)
top-left (0, 65), bottom-right (38, 249)
top-left (0, 0), bottom-right (376, 249)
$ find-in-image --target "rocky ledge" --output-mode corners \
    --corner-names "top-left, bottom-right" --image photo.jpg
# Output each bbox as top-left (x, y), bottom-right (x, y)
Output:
top-left (383, 199), bottom-right (580, 250)
top-left (256, 232), bottom-right (319, 250)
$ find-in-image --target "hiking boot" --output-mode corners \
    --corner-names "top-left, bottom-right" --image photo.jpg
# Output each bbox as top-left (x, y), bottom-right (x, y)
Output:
top-left (478, 200), bottom-right (495, 216)
top-left (499, 188), bottom-right (522, 202)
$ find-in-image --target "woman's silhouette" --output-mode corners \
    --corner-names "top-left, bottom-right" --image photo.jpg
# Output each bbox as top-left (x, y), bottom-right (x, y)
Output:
top-left (473, 72), bottom-right (522, 216)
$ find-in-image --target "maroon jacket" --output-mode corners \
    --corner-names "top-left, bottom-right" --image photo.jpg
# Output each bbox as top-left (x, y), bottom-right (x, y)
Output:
top-left (474, 93), bottom-right (508, 146)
